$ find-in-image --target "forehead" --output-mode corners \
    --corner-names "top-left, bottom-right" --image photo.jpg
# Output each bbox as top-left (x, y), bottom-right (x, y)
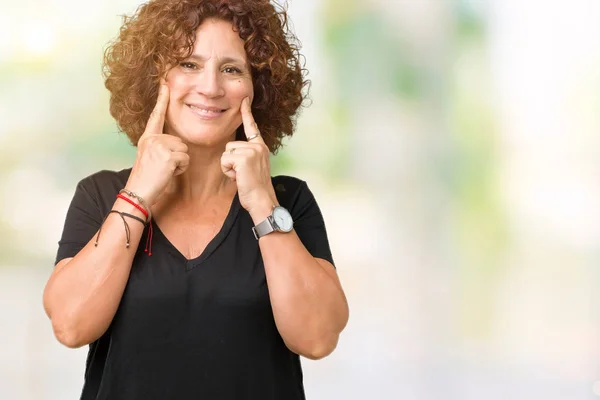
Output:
top-left (192, 18), bottom-right (247, 60)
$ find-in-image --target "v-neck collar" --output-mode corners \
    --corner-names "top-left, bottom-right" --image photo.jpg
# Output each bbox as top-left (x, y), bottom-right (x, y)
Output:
top-left (150, 192), bottom-right (241, 270)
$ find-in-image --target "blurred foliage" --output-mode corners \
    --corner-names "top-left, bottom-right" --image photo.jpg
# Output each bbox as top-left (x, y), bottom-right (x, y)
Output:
top-left (456, 0), bottom-right (486, 43)
top-left (323, 8), bottom-right (422, 101)
top-left (319, 0), bottom-right (424, 182)
top-left (448, 0), bottom-right (508, 339)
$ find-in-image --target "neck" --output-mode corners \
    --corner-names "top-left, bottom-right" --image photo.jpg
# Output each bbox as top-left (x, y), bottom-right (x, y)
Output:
top-left (164, 143), bottom-right (236, 205)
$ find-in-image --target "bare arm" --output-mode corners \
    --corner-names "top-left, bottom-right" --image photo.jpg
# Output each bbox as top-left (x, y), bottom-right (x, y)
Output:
top-left (44, 84), bottom-right (189, 348)
top-left (251, 207), bottom-right (349, 360)
top-left (43, 201), bottom-right (146, 348)
top-left (221, 97), bottom-right (349, 359)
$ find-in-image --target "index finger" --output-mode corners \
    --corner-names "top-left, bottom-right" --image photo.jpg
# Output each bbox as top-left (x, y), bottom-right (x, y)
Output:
top-left (145, 84), bottom-right (170, 135)
top-left (241, 97), bottom-right (264, 143)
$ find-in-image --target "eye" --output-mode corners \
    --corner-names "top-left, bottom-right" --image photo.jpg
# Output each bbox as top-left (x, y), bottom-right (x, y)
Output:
top-left (223, 66), bottom-right (241, 74)
top-left (180, 62), bottom-right (197, 70)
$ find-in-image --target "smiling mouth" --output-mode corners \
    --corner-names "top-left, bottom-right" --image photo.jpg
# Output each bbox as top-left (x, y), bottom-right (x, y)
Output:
top-left (187, 104), bottom-right (227, 116)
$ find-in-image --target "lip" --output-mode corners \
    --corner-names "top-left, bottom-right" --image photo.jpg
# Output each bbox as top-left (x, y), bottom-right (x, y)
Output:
top-left (186, 103), bottom-right (228, 120)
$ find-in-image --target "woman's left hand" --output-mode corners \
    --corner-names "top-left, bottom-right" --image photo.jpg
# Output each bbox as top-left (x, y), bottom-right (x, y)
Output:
top-left (221, 97), bottom-right (278, 219)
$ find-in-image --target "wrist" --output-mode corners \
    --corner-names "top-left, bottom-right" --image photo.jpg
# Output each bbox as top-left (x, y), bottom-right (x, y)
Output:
top-left (113, 198), bottom-right (149, 222)
top-left (117, 189), bottom-right (152, 221)
top-left (123, 177), bottom-right (156, 206)
top-left (248, 195), bottom-right (278, 225)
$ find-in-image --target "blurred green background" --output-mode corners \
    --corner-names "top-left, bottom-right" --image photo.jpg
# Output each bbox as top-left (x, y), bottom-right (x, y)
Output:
top-left (2, 0), bottom-right (600, 399)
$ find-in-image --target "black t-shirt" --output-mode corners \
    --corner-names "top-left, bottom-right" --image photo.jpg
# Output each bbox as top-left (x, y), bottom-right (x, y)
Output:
top-left (55, 168), bottom-right (335, 400)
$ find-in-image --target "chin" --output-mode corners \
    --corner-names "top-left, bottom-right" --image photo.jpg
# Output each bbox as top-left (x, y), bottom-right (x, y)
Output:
top-left (177, 126), bottom-right (234, 147)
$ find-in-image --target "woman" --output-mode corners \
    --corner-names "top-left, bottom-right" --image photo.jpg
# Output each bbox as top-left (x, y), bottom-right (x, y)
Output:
top-left (42, 0), bottom-right (349, 399)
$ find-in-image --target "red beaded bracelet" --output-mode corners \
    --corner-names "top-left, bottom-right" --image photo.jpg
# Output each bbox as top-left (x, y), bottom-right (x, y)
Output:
top-left (119, 188), bottom-right (152, 220)
top-left (116, 194), bottom-right (149, 222)
top-left (115, 193), bottom-right (154, 256)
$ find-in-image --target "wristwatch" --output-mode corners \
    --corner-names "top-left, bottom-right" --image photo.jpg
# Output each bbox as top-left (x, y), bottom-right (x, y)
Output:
top-left (252, 205), bottom-right (294, 239)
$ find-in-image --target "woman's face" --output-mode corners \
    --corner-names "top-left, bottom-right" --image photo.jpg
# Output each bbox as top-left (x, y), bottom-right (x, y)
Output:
top-left (164, 18), bottom-right (253, 146)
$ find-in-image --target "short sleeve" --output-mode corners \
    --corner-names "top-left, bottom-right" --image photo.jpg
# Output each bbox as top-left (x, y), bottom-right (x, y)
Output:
top-left (278, 178), bottom-right (335, 267)
top-left (54, 178), bottom-right (104, 266)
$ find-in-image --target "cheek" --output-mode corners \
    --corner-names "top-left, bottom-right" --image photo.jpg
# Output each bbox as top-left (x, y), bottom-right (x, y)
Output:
top-left (166, 72), bottom-right (193, 99)
top-left (232, 79), bottom-right (254, 101)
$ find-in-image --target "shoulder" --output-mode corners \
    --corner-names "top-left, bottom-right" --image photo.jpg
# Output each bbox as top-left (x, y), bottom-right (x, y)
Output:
top-left (71, 168), bottom-right (132, 214)
top-left (271, 174), bottom-right (320, 211)
top-left (77, 167), bottom-right (132, 193)
top-left (271, 174), bottom-right (306, 193)
top-left (271, 175), bottom-right (307, 201)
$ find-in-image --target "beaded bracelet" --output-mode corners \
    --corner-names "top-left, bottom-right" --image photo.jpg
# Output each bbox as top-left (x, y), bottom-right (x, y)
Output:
top-left (117, 193), bottom-right (150, 223)
top-left (118, 188), bottom-right (152, 221)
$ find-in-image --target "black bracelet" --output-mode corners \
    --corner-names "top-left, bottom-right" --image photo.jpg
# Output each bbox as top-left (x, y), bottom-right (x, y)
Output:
top-left (94, 210), bottom-right (145, 249)
top-left (119, 211), bottom-right (146, 226)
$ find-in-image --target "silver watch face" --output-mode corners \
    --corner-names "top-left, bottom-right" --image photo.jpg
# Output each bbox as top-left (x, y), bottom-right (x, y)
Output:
top-left (272, 206), bottom-right (293, 232)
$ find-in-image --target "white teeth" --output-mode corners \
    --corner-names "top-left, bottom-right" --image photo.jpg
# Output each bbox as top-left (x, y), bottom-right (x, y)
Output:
top-left (189, 105), bottom-right (223, 113)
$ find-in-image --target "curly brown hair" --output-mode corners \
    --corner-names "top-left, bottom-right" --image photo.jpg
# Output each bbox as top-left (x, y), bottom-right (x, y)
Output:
top-left (102, 0), bottom-right (309, 153)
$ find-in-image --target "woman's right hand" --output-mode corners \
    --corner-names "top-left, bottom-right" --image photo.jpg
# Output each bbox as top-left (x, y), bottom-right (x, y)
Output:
top-left (124, 83), bottom-right (189, 205)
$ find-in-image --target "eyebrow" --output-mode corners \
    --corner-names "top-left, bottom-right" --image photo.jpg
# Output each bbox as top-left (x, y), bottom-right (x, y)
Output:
top-left (186, 54), bottom-right (247, 65)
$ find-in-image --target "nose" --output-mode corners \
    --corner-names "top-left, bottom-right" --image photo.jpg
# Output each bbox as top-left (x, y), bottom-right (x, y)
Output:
top-left (193, 65), bottom-right (225, 98)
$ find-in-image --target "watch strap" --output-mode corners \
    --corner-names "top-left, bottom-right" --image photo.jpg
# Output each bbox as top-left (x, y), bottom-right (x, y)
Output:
top-left (252, 216), bottom-right (275, 240)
